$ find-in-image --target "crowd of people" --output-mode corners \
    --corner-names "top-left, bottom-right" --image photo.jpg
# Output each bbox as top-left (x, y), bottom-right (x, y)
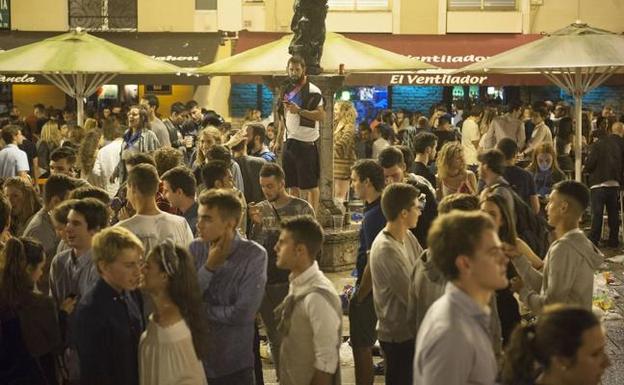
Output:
top-left (0, 55), bottom-right (620, 385)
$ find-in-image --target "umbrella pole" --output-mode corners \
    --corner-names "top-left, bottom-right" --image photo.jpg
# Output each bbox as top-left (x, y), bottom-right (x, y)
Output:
top-left (76, 97), bottom-right (85, 128)
top-left (574, 93), bottom-right (583, 182)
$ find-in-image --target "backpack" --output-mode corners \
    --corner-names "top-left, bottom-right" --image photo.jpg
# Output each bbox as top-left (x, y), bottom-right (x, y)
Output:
top-left (491, 183), bottom-right (551, 258)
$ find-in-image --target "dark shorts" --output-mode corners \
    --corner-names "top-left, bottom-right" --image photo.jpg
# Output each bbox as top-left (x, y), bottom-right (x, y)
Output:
top-left (348, 292), bottom-right (377, 348)
top-left (282, 138), bottom-right (320, 190)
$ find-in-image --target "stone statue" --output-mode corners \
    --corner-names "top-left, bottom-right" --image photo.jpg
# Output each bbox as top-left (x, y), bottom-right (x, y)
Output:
top-left (289, 0), bottom-right (328, 76)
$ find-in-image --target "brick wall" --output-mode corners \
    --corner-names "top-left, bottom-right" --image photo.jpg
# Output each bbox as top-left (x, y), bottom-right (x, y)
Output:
top-left (230, 84), bottom-right (275, 118)
top-left (391, 85), bottom-right (444, 114)
top-left (560, 86), bottom-right (624, 113)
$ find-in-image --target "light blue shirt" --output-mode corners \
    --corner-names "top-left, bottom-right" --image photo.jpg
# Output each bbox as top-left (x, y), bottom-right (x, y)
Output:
top-left (0, 143), bottom-right (29, 177)
top-left (190, 233), bottom-right (267, 378)
top-left (413, 282), bottom-right (498, 385)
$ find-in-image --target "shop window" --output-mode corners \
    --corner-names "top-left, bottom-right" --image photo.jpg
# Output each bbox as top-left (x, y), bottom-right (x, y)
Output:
top-left (448, 0), bottom-right (516, 11)
top-left (328, 0), bottom-right (390, 11)
top-left (69, 0), bottom-right (137, 30)
top-left (196, 0), bottom-right (217, 10)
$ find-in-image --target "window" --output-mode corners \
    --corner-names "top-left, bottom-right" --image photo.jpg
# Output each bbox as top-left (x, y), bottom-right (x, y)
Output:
top-left (448, 0), bottom-right (516, 11)
top-left (69, 0), bottom-right (137, 30)
top-left (328, 0), bottom-right (389, 10)
top-left (196, 0), bottom-right (217, 10)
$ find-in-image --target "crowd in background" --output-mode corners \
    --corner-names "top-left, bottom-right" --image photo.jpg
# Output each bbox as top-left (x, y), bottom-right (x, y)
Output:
top-left (0, 55), bottom-right (621, 385)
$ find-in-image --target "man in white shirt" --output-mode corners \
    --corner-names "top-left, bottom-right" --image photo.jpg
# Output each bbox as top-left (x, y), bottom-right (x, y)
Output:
top-left (274, 215), bottom-right (341, 385)
top-left (276, 56), bottom-right (325, 213)
top-left (141, 94), bottom-right (172, 147)
top-left (370, 183), bottom-right (423, 385)
top-left (480, 102), bottom-right (526, 151)
top-left (413, 211), bottom-right (508, 385)
top-left (115, 164), bottom-right (193, 251)
top-left (460, 105), bottom-right (483, 171)
top-left (0, 124), bottom-right (30, 182)
top-left (92, 127), bottom-right (123, 198)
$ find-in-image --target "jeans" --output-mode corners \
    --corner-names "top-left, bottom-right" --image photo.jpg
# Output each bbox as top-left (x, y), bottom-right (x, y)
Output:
top-left (258, 282), bottom-right (290, 373)
top-left (208, 367), bottom-right (255, 385)
top-left (590, 186), bottom-right (620, 246)
top-left (380, 339), bottom-right (415, 385)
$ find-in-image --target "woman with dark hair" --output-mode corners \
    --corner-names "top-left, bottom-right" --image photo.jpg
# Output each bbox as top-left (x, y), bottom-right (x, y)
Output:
top-left (554, 117), bottom-right (574, 172)
top-left (480, 193), bottom-right (543, 345)
top-left (0, 237), bottom-right (61, 384)
top-left (502, 305), bottom-right (610, 385)
top-left (139, 240), bottom-right (208, 385)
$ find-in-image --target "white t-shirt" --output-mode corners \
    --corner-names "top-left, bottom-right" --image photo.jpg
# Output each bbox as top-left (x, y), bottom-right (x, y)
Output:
top-left (92, 138), bottom-right (123, 197)
top-left (115, 212), bottom-right (194, 252)
top-left (284, 82), bottom-right (323, 143)
top-left (461, 119), bottom-right (480, 166)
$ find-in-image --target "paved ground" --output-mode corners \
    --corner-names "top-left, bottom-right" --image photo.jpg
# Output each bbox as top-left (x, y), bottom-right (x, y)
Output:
top-left (260, 244), bottom-right (624, 384)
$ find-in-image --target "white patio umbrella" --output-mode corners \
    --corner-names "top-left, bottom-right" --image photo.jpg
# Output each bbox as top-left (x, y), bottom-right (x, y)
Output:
top-left (456, 22), bottom-right (624, 181)
top-left (0, 28), bottom-right (188, 125)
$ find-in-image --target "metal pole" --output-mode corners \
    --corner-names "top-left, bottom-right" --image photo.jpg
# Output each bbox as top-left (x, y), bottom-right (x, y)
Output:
top-left (574, 69), bottom-right (583, 181)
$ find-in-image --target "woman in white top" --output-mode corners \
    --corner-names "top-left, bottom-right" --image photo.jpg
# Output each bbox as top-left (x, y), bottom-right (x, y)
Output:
top-left (522, 106), bottom-right (553, 157)
top-left (139, 240), bottom-right (208, 385)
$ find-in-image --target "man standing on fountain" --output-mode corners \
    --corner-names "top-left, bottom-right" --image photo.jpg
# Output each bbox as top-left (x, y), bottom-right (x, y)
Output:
top-left (276, 56), bottom-right (325, 214)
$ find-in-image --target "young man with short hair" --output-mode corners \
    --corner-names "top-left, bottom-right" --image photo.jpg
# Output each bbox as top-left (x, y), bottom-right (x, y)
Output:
top-left (50, 146), bottom-right (77, 177)
top-left (48, 198), bottom-right (110, 382)
top-left (115, 164), bottom-right (194, 251)
top-left (248, 162), bottom-right (314, 376)
top-left (378, 146), bottom-right (436, 248)
top-left (411, 132), bottom-right (437, 188)
top-left (478, 148), bottom-right (516, 212)
top-left (348, 159), bottom-right (387, 385)
top-left (496, 138), bottom-right (540, 214)
top-left (413, 211), bottom-right (509, 385)
top-left (274, 215), bottom-right (342, 385)
top-left (163, 101), bottom-right (186, 149)
top-left (49, 198), bottom-right (109, 308)
top-left (161, 165), bottom-right (199, 235)
top-left (140, 94), bottom-right (171, 147)
top-left (190, 189), bottom-right (267, 384)
top-left (0, 124), bottom-right (30, 182)
top-left (509, 181), bottom-right (604, 313)
top-left (370, 183), bottom-right (424, 385)
top-left (23, 174), bottom-right (80, 261)
top-left (201, 159), bottom-right (248, 235)
top-left (246, 123), bottom-right (277, 162)
top-left (74, 226), bottom-right (145, 385)
top-left (228, 128), bottom-right (267, 204)
top-left (481, 102), bottom-right (526, 150)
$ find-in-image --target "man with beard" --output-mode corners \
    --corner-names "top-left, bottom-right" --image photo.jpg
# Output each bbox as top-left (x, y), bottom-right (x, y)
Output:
top-left (162, 102), bottom-right (186, 149)
top-left (276, 56), bottom-right (325, 213)
top-left (248, 162), bottom-right (314, 378)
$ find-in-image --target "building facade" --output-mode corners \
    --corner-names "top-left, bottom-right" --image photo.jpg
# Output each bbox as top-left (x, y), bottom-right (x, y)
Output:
top-left (2, 0), bottom-right (624, 119)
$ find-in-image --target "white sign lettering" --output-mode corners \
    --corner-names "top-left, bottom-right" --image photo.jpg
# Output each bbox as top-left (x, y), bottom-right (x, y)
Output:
top-left (407, 54), bottom-right (490, 64)
top-left (151, 55), bottom-right (199, 62)
top-left (0, 74), bottom-right (36, 83)
top-left (389, 74), bottom-right (488, 85)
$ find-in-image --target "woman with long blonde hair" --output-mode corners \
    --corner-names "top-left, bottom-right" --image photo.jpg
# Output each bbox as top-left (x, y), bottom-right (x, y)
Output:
top-left (333, 100), bottom-right (358, 202)
top-left (2, 177), bottom-right (42, 236)
top-left (193, 126), bottom-right (223, 169)
top-left (435, 142), bottom-right (477, 200)
top-left (526, 142), bottom-right (566, 197)
top-left (78, 128), bottom-right (103, 185)
top-left (37, 121), bottom-right (62, 174)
